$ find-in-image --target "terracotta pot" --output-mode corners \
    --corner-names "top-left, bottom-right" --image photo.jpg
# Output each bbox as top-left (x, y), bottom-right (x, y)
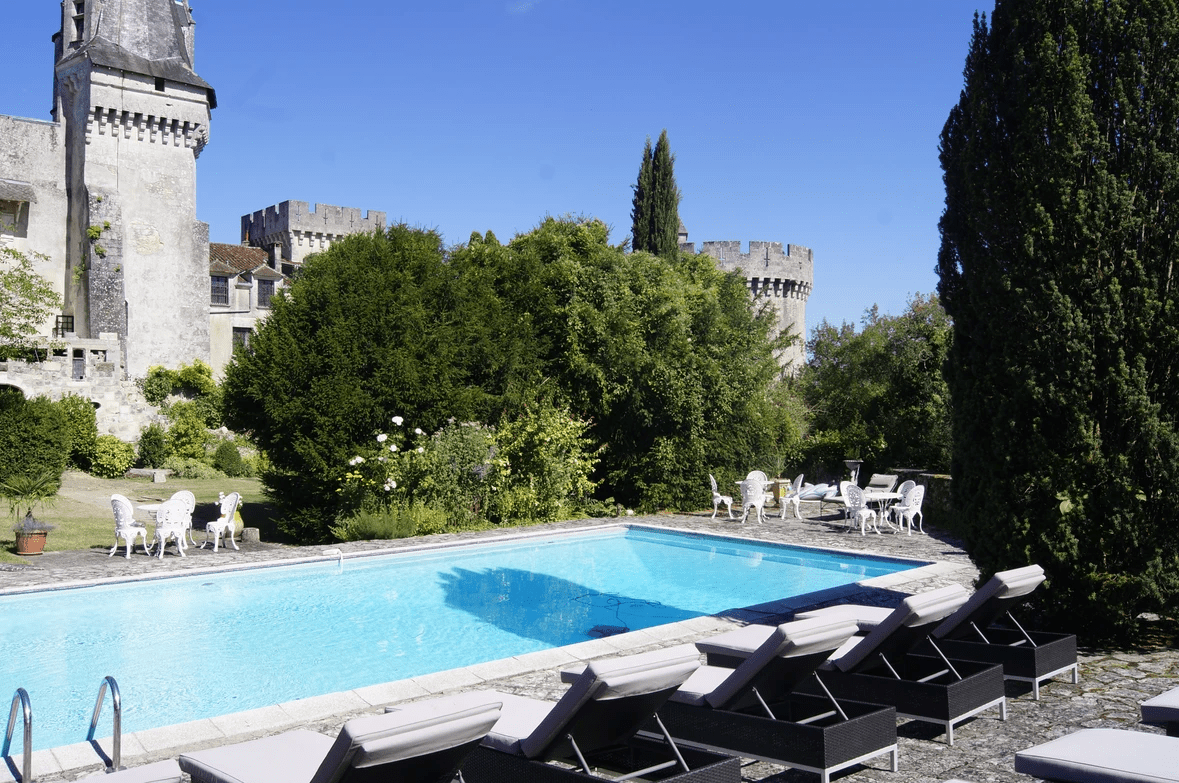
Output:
top-left (14, 531), bottom-right (48, 556)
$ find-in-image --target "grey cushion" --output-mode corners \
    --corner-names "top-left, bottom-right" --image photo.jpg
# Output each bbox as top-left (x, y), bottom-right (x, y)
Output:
top-left (478, 692), bottom-right (557, 755)
top-left (834, 584), bottom-right (969, 673)
top-left (694, 624), bottom-right (776, 659)
top-left (179, 692), bottom-right (501, 783)
top-left (1142, 685), bottom-right (1179, 726)
top-left (1014, 728), bottom-right (1179, 783)
top-left (518, 643), bottom-right (699, 759)
top-left (795, 604), bottom-right (894, 632)
top-left (82, 759), bottom-right (184, 783)
top-left (932, 564), bottom-right (1045, 639)
top-left (669, 666), bottom-right (734, 707)
top-left (703, 617), bottom-right (856, 709)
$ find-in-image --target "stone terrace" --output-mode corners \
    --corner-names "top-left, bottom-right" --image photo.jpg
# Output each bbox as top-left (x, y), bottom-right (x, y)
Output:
top-left (2, 503), bottom-right (1175, 782)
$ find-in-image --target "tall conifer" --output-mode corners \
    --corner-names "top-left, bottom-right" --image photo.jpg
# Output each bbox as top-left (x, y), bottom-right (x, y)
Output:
top-left (938, 0), bottom-right (1179, 637)
top-left (630, 130), bottom-right (681, 257)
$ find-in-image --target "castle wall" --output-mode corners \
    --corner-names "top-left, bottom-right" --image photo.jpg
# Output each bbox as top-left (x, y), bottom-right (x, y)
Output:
top-left (0, 114), bottom-right (68, 337)
top-left (242, 200), bottom-right (386, 268)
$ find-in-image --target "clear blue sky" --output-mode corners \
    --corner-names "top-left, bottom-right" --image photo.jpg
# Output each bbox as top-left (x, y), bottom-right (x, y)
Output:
top-left (2, 0), bottom-right (987, 333)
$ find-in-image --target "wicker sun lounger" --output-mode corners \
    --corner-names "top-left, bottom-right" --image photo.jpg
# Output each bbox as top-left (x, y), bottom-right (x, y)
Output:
top-left (650, 617), bottom-right (898, 783)
top-left (700, 585), bottom-right (1007, 746)
top-left (1014, 728), bottom-right (1179, 783)
top-left (178, 692), bottom-right (502, 783)
top-left (930, 564), bottom-right (1079, 699)
top-left (1141, 684), bottom-right (1179, 736)
top-left (79, 759), bottom-right (184, 782)
top-left (461, 644), bottom-right (741, 783)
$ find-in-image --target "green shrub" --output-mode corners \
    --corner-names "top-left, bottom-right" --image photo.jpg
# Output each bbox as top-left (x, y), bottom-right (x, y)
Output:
top-left (330, 503), bottom-right (450, 541)
top-left (136, 423), bottom-right (171, 468)
top-left (140, 366), bottom-right (175, 405)
top-left (163, 456), bottom-right (226, 480)
top-left (414, 421), bottom-right (495, 525)
top-left (175, 359), bottom-right (217, 397)
top-left (167, 402), bottom-right (211, 460)
top-left (91, 435), bottom-right (136, 478)
top-left (57, 394), bottom-right (98, 470)
top-left (212, 440), bottom-right (245, 477)
top-left (0, 389), bottom-right (69, 488)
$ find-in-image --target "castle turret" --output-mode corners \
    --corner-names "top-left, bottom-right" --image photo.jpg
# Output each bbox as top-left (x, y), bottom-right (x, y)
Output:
top-left (682, 234), bottom-right (813, 371)
top-left (241, 201), bottom-right (387, 276)
top-left (53, 0), bottom-right (215, 376)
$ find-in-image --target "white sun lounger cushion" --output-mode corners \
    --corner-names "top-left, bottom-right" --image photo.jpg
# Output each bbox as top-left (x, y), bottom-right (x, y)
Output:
top-left (794, 604), bottom-right (895, 632)
top-left (82, 759), bottom-right (184, 783)
top-left (669, 617), bottom-right (857, 709)
top-left (1142, 685), bottom-right (1179, 727)
top-left (932, 564), bottom-right (1045, 639)
top-left (480, 644), bottom-right (700, 759)
top-left (180, 692), bottom-right (501, 783)
top-left (1014, 728), bottom-right (1179, 783)
top-left (833, 584), bottom-right (970, 673)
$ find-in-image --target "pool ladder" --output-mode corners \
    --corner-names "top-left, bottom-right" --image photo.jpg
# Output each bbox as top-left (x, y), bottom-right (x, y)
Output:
top-left (2, 676), bottom-right (123, 783)
top-left (3, 687), bottom-right (32, 782)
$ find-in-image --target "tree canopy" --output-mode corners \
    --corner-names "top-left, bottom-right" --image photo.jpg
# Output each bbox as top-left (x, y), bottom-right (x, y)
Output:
top-left (630, 130), bottom-right (681, 258)
top-left (938, 0), bottom-right (1179, 637)
top-left (801, 294), bottom-right (952, 481)
top-left (0, 246), bottom-right (61, 359)
top-left (222, 218), bottom-right (783, 540)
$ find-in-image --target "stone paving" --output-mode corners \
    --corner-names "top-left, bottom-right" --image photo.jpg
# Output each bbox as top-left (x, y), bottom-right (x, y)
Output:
top-left (2, 502), bottom-right (1176, 782)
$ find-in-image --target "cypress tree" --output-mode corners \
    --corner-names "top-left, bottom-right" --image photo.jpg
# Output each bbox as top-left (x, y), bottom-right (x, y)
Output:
top-left (938, 0), bottom-right (1179, 638)
top-left (630, 130), bottom-right (681, 257)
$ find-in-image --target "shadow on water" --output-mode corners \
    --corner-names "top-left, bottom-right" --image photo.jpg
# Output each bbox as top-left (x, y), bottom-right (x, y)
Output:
top-left (439, 567), bottom-right (699, 646)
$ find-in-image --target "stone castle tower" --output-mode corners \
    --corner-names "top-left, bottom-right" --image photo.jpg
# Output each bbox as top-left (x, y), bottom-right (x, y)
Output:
top-left (53, 0), bottom-right (216, 377)
top-left (679, 226), bottom-right (813, 370)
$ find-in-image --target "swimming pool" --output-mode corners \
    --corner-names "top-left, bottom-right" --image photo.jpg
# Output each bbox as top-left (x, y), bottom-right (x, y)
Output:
top-left (0, 526), bottom-right (921, 750)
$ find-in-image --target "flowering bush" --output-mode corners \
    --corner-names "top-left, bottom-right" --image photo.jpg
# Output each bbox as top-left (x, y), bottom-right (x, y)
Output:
top-left (336, 415), bottom-right (428, 515)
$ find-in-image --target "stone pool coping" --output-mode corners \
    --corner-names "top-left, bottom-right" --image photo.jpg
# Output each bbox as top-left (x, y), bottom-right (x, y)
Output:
top-left (1, 515), bottom-right (967, 781)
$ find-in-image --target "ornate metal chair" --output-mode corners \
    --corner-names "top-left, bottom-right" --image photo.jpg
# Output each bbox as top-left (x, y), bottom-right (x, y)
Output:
top-left (739, 478), bottom-right (768, 524)
top-left (109, 494), bottom-right (151, 559)
top-left (893, 484), bottom-right (926, 535)
top-left (202, 491), bottom-right (241, 552)
top-left (709, 474), bottom-right (734, 519)
top-left (168, 489), bottom-right (198, 546)
top-left (844, 484), bottom-right (878, 535)
top-left (779, 473), bottom-right (805, 520)
top-left (152, 498), bottom-right (189, 559)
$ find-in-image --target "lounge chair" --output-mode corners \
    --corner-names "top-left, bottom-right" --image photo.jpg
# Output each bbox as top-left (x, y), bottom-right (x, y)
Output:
top-left (1014, 728), bottom-right (1179, 783)
top-left (930, 564), bottom-right (1078, 699)
top-left (458, 645), bottom-right (741, 783)
top-left (1141, 684), bottom-right (1179, 736)
top-left (178, 692), bottom-right (502, 783)
top-left (698, 585), bottom-right (1008, 745)
top-left (650, 617), bottom-right (898, 783)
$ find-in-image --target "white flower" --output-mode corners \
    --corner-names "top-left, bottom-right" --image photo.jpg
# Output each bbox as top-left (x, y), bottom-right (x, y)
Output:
top-left (348, 456), bottom-right (365, 466)
top-left (389, 444), bottom-right (398, 452)
top-left (626, 509), bottom-right (634, 516)
top-left (376, 433), bottom-right (388, 443)
top-left (416, 446), bottom-right (424, 453)
top-left (391, 416), bottom-right (404, 426)
top-left (414, 427), bottom-right (424, 435)
top-left (383, 479), bottom-right (397, 491)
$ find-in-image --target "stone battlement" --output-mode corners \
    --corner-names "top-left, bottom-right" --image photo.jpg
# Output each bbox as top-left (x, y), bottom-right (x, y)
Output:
top-left (241, 200), bottom-right (386, 247)
top-left (684, 240), bottom-right (814, 290)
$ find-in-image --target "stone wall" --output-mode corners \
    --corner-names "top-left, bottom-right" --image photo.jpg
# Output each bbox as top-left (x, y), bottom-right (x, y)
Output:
top-left (0, 336), bottom-right (161, 440)
top-left (241, 200), bottom-right (386, 268)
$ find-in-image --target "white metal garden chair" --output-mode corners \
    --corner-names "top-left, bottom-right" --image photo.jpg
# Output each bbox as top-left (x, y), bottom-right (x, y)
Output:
top-left (202, 491), bottom-right (241, 552)
top-left (844, 484), bottom-right (878, 535)
top-left (893, 484), bottom-right (926, 535)
top-left (109, 494), bottom-right (151, 558)
top-left (738, 478), bottom-right (768, 524)
top-left (151, 498), bottom-right (189, 559)
top-left (709, 474), bottom-right (733, 519)
top-left (168, 489), bottom-right (198, 546)
top-left (779, 473), bottom-right (805, 520)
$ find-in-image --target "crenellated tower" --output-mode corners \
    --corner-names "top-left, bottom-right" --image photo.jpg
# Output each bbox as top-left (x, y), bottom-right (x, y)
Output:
top-left (52, 0), bottom-right (216, 376)
top-left (681, 231), bottom-right (813, 371)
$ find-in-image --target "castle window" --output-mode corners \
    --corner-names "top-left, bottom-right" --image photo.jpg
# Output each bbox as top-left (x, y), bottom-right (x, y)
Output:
top-left (154, 77), bottom-right (166, 92)
top-left (210, 275), bottom-right (229, 306)
top-left (232, 327), bottom-right (252, 351)
top-left (54, 316), bottom-right (75, 338)
top-left (257, 279), bottom-right (274, 308)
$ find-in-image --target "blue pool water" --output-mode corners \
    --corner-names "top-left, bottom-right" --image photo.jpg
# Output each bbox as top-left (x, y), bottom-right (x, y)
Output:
top-left (0, 526), bottom-right (919, 750)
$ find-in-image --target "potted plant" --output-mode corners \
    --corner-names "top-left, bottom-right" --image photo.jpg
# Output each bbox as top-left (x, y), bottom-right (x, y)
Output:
top-left (1, 470), bottom-right (60, 556)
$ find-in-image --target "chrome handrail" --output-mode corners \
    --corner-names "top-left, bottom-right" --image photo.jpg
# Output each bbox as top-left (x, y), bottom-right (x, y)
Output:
top-left (87, 676), bottom-right (121, 771)
top-left (3, 687), bottom-right (32, 783)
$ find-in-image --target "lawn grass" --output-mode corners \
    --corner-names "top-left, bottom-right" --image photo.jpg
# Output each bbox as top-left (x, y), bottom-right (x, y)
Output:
top-left (0, 472), bottom-right (287, 562)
